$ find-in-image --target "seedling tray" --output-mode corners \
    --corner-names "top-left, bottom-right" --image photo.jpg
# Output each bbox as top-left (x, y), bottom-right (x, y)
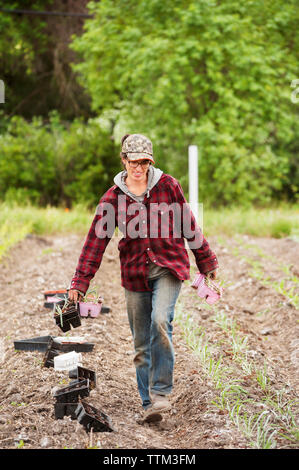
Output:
top-left (77, 366), bottom-right (97, 390)
top-left (14, 335), bottom-right (53, 352)
top-left (54, 378), bottom-right (90, 403)
top-left (42, 337), bottom-right (61, 368)
top-left (42, 348), bottom-right (60, 368)
top-left (54, 340), bottom-right (94, 353)
top-left (101, 306), bottom-right (110, 314)
top-left (69, 366), bottom-right (97, 390)
top-left (54, 402), bottom-right (78, 420)
top-left (54, 303), bottom-right (81, 332)
top-left (14, 334), bottom-right (94, 357)
top-left (44, 289), bottom-right (68, 299)
top-left (75, 401), bottom-right (114, 432)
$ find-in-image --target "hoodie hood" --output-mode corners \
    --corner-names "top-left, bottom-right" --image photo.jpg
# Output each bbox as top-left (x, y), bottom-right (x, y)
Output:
top-left (113, 165), bottom-right (163, 202)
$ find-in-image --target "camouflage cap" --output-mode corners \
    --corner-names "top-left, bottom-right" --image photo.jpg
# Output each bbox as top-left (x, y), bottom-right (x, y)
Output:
top-left (122, 134), bottom-right (155, 164)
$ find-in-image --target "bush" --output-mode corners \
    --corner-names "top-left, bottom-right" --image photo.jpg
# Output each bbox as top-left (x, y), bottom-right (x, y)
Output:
top-left (71, 0), bottom-right (298, 206)
top-left (0, 112), bottom-right (120, 207)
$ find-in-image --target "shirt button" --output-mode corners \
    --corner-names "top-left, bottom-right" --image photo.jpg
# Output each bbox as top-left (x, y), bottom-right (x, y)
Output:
top-left (142, 220), bottom-right (146, 224)
top-left (147, 247), bottom-right (150, 250)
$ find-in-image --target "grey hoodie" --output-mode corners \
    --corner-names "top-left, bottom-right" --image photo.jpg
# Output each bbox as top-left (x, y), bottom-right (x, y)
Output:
top-left (113, 165), bottom-right (169, 280)
top-left (113, 165), bottom-right (163, 202)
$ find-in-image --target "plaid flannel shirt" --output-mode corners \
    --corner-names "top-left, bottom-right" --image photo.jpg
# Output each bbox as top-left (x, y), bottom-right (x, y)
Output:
top-left (70, 173), bottom-right (218, 293)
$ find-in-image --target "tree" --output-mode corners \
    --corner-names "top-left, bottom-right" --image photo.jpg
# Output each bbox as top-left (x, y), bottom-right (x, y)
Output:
top-left (71, 0), bottom-right (299, 205)
top-left (0, 0), bottom-right (92, 119)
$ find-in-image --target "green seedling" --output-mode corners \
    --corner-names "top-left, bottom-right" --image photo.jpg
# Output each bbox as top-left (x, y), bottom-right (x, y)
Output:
top-left (255, 362), bottom-right (269, 392)
top-left (41, 248), bottom-right (54, 255)
top-left (59, 378), bottom-right (69, 385)
top-left (82, 285), bottom-right (102, 303)
top-left (54, 298), bottom-right (69, 326)
top-left (176, 291), bottom-right (299, 449)
top-left (55, 304), bottom-right (64, 327)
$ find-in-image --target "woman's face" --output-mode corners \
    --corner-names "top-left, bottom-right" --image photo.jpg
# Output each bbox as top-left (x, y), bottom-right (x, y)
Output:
top-left (122, 157), bottom-right (151, 183)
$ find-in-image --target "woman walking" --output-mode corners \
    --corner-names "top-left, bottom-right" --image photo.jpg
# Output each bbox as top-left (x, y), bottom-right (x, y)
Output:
top-left (68, 134), bottom-right (219, 423)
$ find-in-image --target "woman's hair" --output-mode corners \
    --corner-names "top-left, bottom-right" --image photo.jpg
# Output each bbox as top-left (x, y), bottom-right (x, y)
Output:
top-left (120, 134), bottom-right (130, 168)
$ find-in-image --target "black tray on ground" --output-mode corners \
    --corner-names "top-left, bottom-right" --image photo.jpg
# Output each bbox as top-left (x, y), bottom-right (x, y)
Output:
top-left (54, 378), bottom-right (90, 403)
top-left (42, 348), bottom-right (60, 368)
top-left (42, 337), bottom-right (62, 368)
top-left (69, 366), bottom-right (97, 390)
top-left (54, 340), bottom-right (94, 353)
top-left (44, 290), bottom-right (68, 299)
top-left (54, 402), bottom-right (78, 420)
top-left (14, 336), bottom-right (53, 352)
top-left (75, 401), bottom-right (114, 433)
top-left (14, 336), bottom-right (94, 353)
top-left (100, 306), bottom-right (110, 314)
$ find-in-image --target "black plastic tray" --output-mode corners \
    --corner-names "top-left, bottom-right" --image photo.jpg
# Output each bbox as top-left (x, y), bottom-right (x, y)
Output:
top-left (14, 335), bottom-right (94, 353)
top-left (14, 336), bottom-right (53, 352)
top-left (54, 402), bottom-right (78, 420)
top-left (101, 306), bottom-right (110, 314)
top-left (69, 366), bottom-right (97, 390)
top-left (54, 340), bottom-right (94, 353)
top-left (54, 303), bottom-right (81, 332)
top-left (42, 348), bottom-right (60, 368)
top-left (54, 378), bottom-right (90, 403)
top-left (75, 401), bottom-right (114, 432)
top-left (44, 290), bottom-right (68, 299)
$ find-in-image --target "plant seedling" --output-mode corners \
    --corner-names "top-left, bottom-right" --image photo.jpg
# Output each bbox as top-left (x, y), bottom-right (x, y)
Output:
top-left (53, 299), bottom-right (81, 332)
top-left (79, 285), bottom-right (103, 318)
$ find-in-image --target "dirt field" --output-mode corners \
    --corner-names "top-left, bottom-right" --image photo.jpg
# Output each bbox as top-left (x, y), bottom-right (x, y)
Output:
top-left (0, 232), bottom-right (298, 450)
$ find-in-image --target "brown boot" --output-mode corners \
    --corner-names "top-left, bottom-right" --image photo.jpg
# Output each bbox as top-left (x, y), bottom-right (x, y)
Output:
top-left (137, 406), bottom-right (163, 424)
top-left (150, 393), bottom-right (172, 412)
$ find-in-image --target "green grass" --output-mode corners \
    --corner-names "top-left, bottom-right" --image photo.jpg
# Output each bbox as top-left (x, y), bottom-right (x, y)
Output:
top-left (175, 302), bottom-right (299, 448)
top-left (0, 201), bottom-right (298, 260)
top-left (202, 204), bottom-right (299, 239)
top-left (0, 201), bottom-right (93, 260)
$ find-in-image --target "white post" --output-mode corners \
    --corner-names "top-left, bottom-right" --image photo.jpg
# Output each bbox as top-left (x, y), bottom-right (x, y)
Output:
top-left (188, 145), bottom-right (199, 222)
top-left (0, 80), bottom-right (4, 104)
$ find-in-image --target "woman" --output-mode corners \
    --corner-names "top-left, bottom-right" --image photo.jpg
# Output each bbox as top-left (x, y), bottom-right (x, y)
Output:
top-left (68, 133), bottom-right (219, 423)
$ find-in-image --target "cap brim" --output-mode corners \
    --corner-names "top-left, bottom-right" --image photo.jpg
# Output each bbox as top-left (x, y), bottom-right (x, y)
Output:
top-left (127, 153), bottom-right (155, 164)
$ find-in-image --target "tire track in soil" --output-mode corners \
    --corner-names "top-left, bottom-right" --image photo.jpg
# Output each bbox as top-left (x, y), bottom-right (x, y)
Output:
top-left (0, 233), bottom-right (297, 449)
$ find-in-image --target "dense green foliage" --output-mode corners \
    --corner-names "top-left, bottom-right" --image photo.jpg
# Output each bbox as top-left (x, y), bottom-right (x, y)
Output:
top-left (71, 0), bottom-right (299, 205)
top-left (0, 112), bottom-right (120, 206)
top-left (0, 1), bottom-right (298, 207)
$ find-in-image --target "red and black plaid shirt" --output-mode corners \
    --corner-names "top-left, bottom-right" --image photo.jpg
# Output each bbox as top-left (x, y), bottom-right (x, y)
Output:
top-left (70, 173), bottom-right (218, 293)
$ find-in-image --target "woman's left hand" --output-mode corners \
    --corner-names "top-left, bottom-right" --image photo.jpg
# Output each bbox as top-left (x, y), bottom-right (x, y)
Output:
top-left (207, 270), bottom-right (217, 280)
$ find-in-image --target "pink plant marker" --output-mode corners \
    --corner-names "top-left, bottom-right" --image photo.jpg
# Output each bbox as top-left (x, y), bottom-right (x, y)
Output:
top-left (191, 273), bottom-right (222, 305)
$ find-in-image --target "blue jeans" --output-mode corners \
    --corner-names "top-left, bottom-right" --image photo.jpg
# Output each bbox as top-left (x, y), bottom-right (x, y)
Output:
top-left (125, 273), bottom-right (182, 409)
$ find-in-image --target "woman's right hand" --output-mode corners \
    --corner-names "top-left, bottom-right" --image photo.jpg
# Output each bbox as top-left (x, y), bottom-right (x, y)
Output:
top-left (68, 289), bottom-right (83, 304)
